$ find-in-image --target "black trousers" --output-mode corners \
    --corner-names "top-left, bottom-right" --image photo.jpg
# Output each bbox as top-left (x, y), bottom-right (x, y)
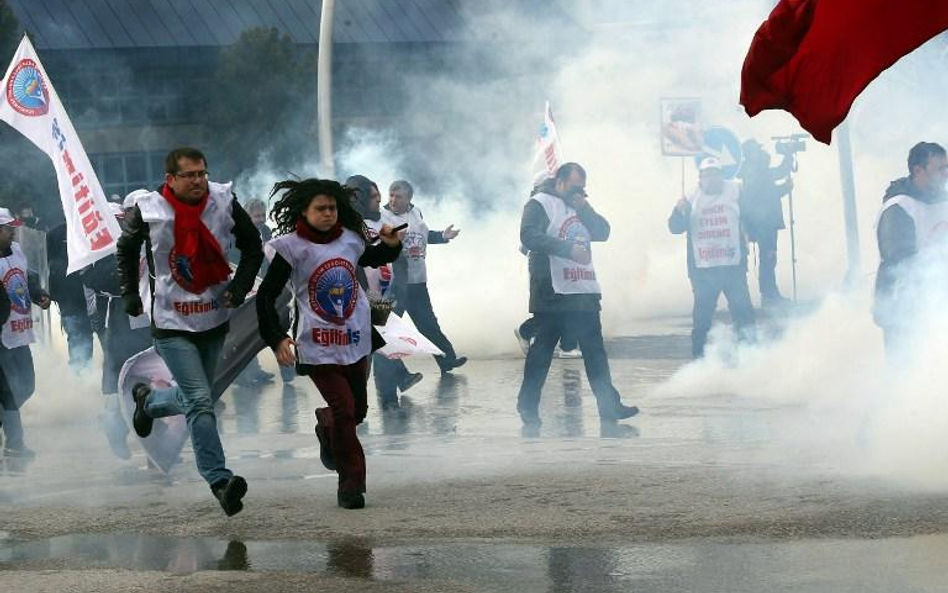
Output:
top-left (395, 283), bottom-right (458, 370)
top-left (372, 353), bottom-right (410, 408)
top-left (519, 316), bottom-right (578, 351)
top-left (517, 311), bottom-right (622, 420)
top-left (690, 267), bottom-right (756, 358)
top-left (754, 229), bottom-right (781, 300)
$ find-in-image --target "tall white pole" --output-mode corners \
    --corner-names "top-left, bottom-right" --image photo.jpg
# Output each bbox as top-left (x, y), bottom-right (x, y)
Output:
top-left (837, 121), bottom-right (861, 287)
top-left (317, 0), bottom-right (336, 178)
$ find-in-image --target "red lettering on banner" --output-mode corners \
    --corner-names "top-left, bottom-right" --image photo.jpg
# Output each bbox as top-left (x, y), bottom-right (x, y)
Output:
top-left (89, 228), bottom-right (114, 250)
top-left (62, 149), bottom-right (76, 175)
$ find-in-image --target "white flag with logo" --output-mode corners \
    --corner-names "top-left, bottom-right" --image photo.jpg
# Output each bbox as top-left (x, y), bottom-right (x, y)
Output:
top-left (532, 100), bottom-right (563, 176)
top-left (0, 35), bottom-right (121, 273)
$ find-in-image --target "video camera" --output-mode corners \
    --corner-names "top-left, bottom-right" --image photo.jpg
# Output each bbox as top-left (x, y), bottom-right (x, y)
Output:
top-left (772, 133), bottom-right (809, 157)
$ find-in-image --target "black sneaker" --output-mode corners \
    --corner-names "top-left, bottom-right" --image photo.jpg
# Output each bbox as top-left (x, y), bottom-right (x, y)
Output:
top-left (610, 404), bottom-right (640, 421)
top-left (315, 424), bottom-right (336, 471)
top-left (212, 475), bottom-right (248, 517)
top-left (440, 356), bottom-right (468, 375)
top-left (337, 492), bottom-right (365, 509)
top-left (397, 372), bottom-right (424, 392)
top-left (132, 383), bottom-right (154, 438)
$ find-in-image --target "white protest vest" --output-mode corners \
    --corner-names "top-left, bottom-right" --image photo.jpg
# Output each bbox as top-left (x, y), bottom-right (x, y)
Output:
top-left (0, 242), bottom-right (35, 349)
top-left (531, 192), bottom-right (601, 295)
top-left (381, 206), bottom-right (430, 284)
top-left (136, 182), bottom-right (234, 332)
top-left (268, 229), bottom-right (372, 366)
top-left (877, 195), bottom-right (948, 251)
top-left (363, 219), bottom-right (395, 298)
top-left (688, 180), bottom-right (743, 269)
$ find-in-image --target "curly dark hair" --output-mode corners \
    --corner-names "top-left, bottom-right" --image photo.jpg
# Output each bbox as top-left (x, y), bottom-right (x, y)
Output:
top-left (269, 178), bottom-right (369, 241)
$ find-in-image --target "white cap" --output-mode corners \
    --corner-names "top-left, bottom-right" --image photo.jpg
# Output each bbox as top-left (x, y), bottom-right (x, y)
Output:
top-left (123, 189), bottom-right (150, 209)
top-left (533, 169), bottom-right (553, 188)
top-left (0, 208), bottom-right (22, 227)
top-left (107, 202), bottom-right (124, 217)
top-left (698, 157), bottom-right (722, 171)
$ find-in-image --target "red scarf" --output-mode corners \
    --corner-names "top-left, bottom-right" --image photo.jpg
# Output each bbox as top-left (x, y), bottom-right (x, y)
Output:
top-left (160, 185), bottom-right (231, 294)
top-left (296, 219), bottom-right (343, 244)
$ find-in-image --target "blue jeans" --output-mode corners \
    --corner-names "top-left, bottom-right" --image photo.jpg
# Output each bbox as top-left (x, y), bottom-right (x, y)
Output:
top-left (146, 334), bottom-right (231, 486)
top-left (0, 408), bottom-right (23, 449)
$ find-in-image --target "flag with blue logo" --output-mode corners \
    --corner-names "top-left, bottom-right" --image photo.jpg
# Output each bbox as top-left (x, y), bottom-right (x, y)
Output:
top-left (0, 35), bottom-right (121, 273)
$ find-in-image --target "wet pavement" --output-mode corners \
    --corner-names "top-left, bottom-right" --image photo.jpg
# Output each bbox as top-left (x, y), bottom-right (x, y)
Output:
top-left (4, 531), bottom-right (948, 592)
top-left (2, 318), bottom-right (947, 591)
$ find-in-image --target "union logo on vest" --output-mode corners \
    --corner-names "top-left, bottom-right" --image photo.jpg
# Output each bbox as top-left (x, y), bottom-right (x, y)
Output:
top-left (3, 268), bottom-right (31, 314)
top-left (558, 215), bottom-right (590, 244)
top-left (6, 59), bottom-right (50, 117)
top-left (309, 258), bottom-right (358, 326)
top-left (169, 248), bottom-right (201, 294)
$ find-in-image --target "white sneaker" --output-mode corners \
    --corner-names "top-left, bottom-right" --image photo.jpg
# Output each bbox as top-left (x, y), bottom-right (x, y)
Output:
top-left (514, 328), bottom-right (530, 355)
top-left (556, 348), bottom-right (583, 359)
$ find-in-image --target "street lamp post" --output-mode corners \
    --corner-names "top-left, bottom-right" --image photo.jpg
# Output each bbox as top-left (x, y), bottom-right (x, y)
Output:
top-left (317, 0), bottom-right (336, 177)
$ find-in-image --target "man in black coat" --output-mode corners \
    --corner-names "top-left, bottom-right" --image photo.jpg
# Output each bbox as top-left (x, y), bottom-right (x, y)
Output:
top-left (516, 162), bottom-right (638, 428)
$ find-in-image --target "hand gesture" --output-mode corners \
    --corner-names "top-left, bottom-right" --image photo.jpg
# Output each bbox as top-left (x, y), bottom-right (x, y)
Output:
top-left (443, 224), bottom-right (460, 240)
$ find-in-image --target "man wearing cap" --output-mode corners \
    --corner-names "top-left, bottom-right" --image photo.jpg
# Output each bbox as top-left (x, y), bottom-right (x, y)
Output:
top-left (0, 208), bottom-right (51, 458)
top-left (517, 162), bottom-right (639, 429)
top-left (116, 147), bottom-right (263, 516)
top-left (669, 157), bottom-right (756, 358)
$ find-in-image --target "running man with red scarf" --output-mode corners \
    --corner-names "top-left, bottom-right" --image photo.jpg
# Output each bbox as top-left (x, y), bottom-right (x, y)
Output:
top-left (256, 178), bottom-right (402, 510)
top-left (116, 147), bottom-right (263, 516)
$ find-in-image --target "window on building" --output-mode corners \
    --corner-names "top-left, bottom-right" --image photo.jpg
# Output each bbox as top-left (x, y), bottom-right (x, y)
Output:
top-left (90, 151), bottom-right (167, 199)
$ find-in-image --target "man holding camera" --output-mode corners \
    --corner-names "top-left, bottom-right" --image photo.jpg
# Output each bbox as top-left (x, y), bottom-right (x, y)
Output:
top-left (670, 157), bottom-right (756, 358)
top-left (516, 162), bottom-right (639, 428)
top-left (738, 139), bottom-right (794, 307)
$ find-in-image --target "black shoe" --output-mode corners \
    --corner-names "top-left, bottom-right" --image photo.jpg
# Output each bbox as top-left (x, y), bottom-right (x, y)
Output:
top-left (315, 424), bottom-right (336, 471)
top-left (212, 475), bottom-right (248, 517)
top-left (337, 492), bottom-right (365, 509)
top-left (132, 383), bottom-right (154, 438)
top-left (397, 372), bottom-right (424, 392)
top-left (440, 356), bottom-right (468, 375)
top-left (609, 404), bottom-right (640, 421)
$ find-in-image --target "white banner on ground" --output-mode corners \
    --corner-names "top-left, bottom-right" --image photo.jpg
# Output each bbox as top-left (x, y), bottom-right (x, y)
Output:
top-left (118, 348), bottom-right (188, 475)
top-left (376, 313), bottom-right (444, 359)
top-left (0, 35), bottom-right (121, 273)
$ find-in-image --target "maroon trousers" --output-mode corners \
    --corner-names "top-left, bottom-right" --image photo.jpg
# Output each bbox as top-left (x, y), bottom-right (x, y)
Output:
top-left (310, 357), bottom-right (369, 494)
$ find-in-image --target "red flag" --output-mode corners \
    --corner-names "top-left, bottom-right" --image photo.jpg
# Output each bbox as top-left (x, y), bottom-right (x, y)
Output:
top-left (740, 0), bottom-right (948, 144)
